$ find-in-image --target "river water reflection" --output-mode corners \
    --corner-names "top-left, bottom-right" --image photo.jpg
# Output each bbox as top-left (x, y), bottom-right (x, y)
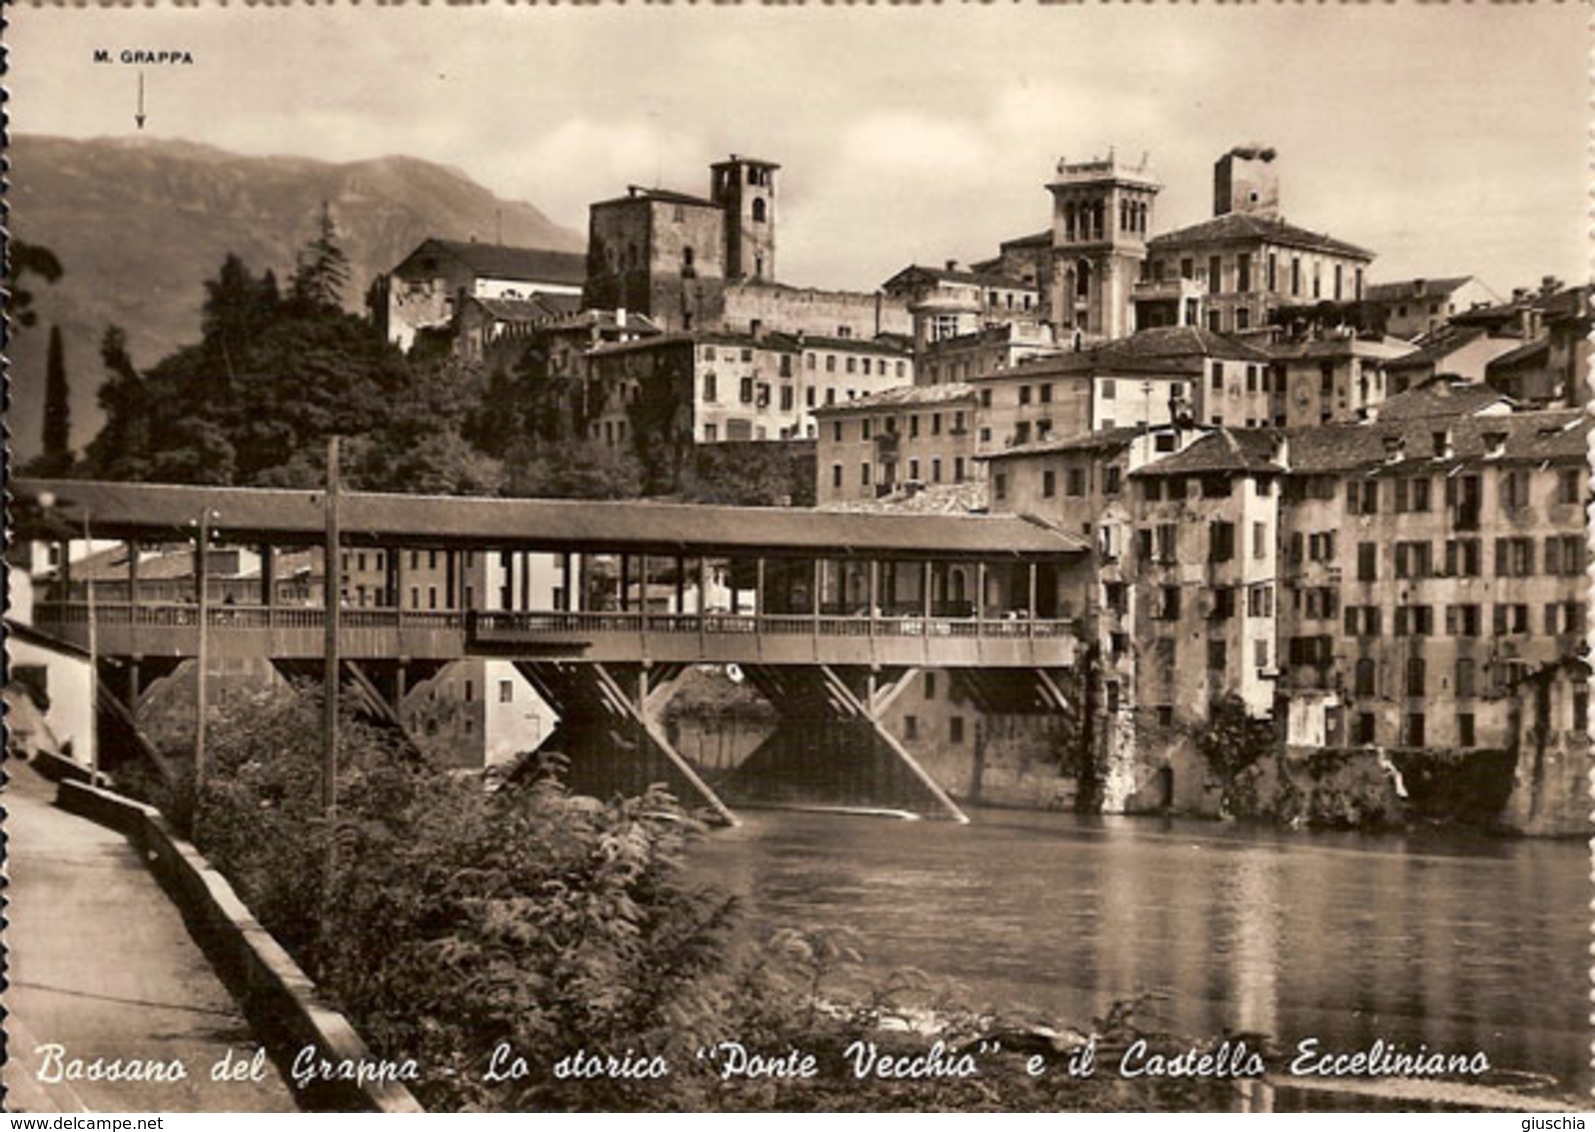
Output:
top-left (688, 807), bottom-right (1589, 1096)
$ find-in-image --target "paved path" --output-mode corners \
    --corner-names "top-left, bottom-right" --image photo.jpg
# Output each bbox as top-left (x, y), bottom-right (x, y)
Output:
top-left (4, 762), bottom-right (298, 1112)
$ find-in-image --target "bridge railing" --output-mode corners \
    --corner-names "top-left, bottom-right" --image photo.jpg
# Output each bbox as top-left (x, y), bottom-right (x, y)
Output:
top-left (32, 602), bottom-right (1078, 651)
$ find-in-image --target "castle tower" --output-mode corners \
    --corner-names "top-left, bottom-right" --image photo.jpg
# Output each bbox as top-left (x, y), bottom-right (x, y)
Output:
top-left (1047, 150), bottom-right (1161, 342)
top-left (1213, 145), bottom-right (1279, 218)
top-left (710, 155), bottom-right (779, 283)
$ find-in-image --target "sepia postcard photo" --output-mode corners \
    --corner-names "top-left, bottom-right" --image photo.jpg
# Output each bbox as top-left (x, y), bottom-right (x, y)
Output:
top-left (3, 2), bottom-right (1591, 1115)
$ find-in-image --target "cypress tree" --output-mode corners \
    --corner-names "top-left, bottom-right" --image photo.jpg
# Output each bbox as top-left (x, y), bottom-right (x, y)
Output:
top-left (41, 323), bottom-right (72, 472)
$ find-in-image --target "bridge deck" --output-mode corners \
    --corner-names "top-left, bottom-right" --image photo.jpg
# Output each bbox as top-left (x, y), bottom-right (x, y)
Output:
top-left (33, 603), bottom-right (1078, 667)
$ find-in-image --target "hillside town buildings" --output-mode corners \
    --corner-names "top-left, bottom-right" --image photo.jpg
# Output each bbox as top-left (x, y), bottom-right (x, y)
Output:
top-left (333, 141), bottom-right (1594, 828)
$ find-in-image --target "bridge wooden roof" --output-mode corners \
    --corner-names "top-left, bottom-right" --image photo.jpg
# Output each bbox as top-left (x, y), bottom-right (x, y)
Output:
top-left (14, 480), bottom-right (1087, 560)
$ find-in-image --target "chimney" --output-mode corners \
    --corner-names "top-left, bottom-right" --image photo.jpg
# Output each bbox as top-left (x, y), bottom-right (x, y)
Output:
top-left (616, 306), bottom-right (627, 328)
top-left (1482, 430), bottom-right (1508, 459)
top-left (945, 259), bottom-right (960, 274)
top-left (1382, 434), bottom-right (1406, 463)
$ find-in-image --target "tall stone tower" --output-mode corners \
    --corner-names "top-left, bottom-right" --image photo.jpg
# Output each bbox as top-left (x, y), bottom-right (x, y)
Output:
top-left (1047, 151), bottom-right (1160, 342)
top-left (711, 155), bottom-right (779, 283)
top-left (1213, 145), bottom-right (1280, 218)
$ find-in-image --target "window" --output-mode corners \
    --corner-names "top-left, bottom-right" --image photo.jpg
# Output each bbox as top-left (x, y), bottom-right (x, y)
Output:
top-left (1067, 467), bottom-right (1086, 497)
top-left (1393, 541), bottom-right (1433, 579)
top-left (954, 458), bottom-right (966, 483)
top-left (1495, 537), bottom-right (1535, 577)
top-left (1247, 583), bottom-right (1273, 618)
top-left (994, 473), bottom-right (1007, 501)
top-left (1346, 480), bottom-right (1378, 515)
top-left (1545, 535), bottom-right (1585, 575)
top-left (1103, 466), bottom-right (1121, 496)
top-left (1155, 523), bottom-right (1178, 563)
top-left (1353, 657), bottom-right (1377, 696)
top-left (980, 389), bottom-right (993, 408)
top-left (1209, 520), bottom-right (1236, 563)
top-left (1207, 638), bottom-right (1228, 675)
top-left (1492, 603), bottom-right (1530, 634)
top-left (949, 716), bottom-right (965, 744)
top-left (826, 355), bottom-right (836, 373)
top-left (1357, 542), bottom-right (1378, 581)
top-left (1574, 685), bottom-right (1589, 734)
top-left (1101, 379), bottom-right (1116, 401)
top-left (1558, 467), bottom-right (1582, 505)
top-left (739, 376), bottom-right (754, 403)
top-left (498, 679), bottom-right (514, 704)
top-left (1445, 604), bottom-right (1481, 637)
top-left (861, 463), bottom-right (871, 487)
top-left (1040, 384), bottom-right (1053, 404)
top-left (831, 464), bottom-right (842, 489)
top-left (1252, 521), bottom-right (1268, 559)
top-left (1211, 587), bottom-right (1236, 621)
top-left (908, 458), bottom-right (920, 481)
top-left (1405, 712), bottom-right (1425, 747)
top-left (1500, 469), bottom-right (1531, 510)
top-left (1394, 604), bottom-right (1433, 636)
top-left (932, 458), bottom-right (942, 484)
top-left (1158, 585), bottom-right (1182, 621)
top-left (1444, 538), bottom-right (1482, 577)
top-left (1042, 470), bottom-right (1057, 499)
top-left (1405, 657), bottom-right (1426, 698)
top-left (903, 715), bottom-right (919, 741)
top-left (1237, 253), bottom-right (1252, 291)
top-left (1345, 605), bottom-right (1382, 636)
top-left (1254, 638), bottom-right (1270, 669)
top-left (1354, 712), bottom-right (1376, 745)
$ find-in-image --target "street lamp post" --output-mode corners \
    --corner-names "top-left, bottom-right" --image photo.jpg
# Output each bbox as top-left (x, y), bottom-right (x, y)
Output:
top-left (194, 508), bottom-right (220, 790)
top-left (37, 491), bottom-right (97, 777)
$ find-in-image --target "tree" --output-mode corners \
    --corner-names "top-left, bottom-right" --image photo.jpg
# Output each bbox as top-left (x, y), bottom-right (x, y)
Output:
top-left (37, 324), bottom-right (74, 475)
top-left (6, 239), bottom-right (64, 332)
top-left (288, 201), bottom-right (351, 314)
top-left (82, 325), bottom-right (153, 481)
top-left (1197, 693), bottom-right (1275, 817)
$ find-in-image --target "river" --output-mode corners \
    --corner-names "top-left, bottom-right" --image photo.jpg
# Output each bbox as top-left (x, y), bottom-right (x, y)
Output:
top-left (688, 806), bottom-right (1590, 1098)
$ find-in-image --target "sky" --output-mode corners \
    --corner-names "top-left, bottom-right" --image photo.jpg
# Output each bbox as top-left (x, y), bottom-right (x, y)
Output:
top-left (8, 4), bottom-right (1590, 297)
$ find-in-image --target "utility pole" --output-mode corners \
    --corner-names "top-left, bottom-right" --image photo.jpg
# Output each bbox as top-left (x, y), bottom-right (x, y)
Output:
top-left (323, 436), bottom-right (341, 817)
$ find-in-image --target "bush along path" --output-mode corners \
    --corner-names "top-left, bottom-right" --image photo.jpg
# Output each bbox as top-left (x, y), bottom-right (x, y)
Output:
top-left (130, 685), bottom-right (1248, 1112)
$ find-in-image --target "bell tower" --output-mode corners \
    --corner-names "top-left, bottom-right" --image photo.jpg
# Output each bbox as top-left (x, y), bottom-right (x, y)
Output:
top-left (711, 154), bottom-right (779, 284)
top-left (1047, 150), bottom-right (1160, 342)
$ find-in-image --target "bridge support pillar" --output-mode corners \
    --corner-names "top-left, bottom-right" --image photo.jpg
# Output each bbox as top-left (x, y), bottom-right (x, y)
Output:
top-left (511, 661), bottom-right (737, 826)
top-left (722, 665), bottom-right (968, 822)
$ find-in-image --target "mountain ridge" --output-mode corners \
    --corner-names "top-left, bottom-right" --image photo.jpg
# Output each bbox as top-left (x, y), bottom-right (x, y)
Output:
top-left (6, 133), bottom-right (586, 460)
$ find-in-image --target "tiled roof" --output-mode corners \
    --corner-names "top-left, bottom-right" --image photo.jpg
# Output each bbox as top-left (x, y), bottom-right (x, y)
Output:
top-left (812, 382), bottom-right (979, 415)
top-left (1368, 379), bottom-right (1511, 421)
top-left (14, 479), bottom-right (1088, 558)
top-left (1000, 230), bottom-right (1053, 249)
top-left (1132, 428), bottom-right (1284, 478)
top-left (404, 239), bottom-right (587, 286)
top-left (770, 332), bottom-right (914, 357)
top-left (1363, 276), bottom-right (1474, 304)
top-left (1484, 338), bottom-right (1551, 374)
top-left (593, 187), bottom-right (719, 210)
top-left (883, 264), bottom-right (1037, 292)
top-left (473, 294), bottom-right (582, 322)
top-left (1013, 327), bottom-right (1270, 380)
top-left (1285, 409), bottom-right (1590, 474)
top-left (1270, 335), bottom-right (1414, 361)
top-left (821, 480), bottom-right (990, 516)
top-left (1148, 212), bottom-right (1373, 261)
top-left (983, 425), bottom-right (1145, 461)
top-left (1384, 325), bottom-right (1492, 369)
